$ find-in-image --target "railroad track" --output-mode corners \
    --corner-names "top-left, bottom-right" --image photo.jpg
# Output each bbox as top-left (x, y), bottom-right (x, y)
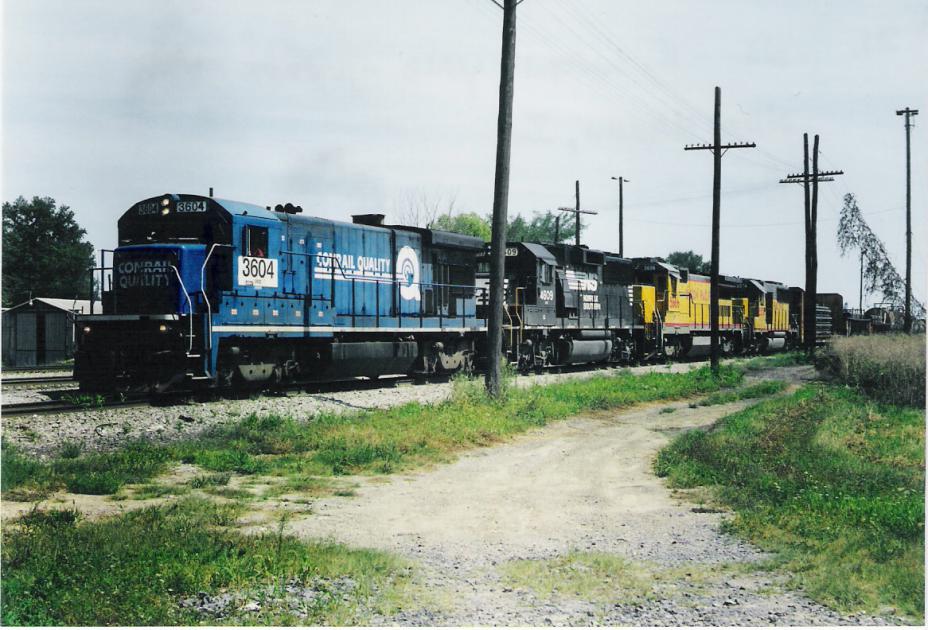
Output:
top-left (1, 396), bottom-right (149, 417)
top-left (0, 358), bottom-right (706, 418)
top-left (0, 375), bottom-right (424, 417)
top-left (1, 375), bottom-right (75, 386)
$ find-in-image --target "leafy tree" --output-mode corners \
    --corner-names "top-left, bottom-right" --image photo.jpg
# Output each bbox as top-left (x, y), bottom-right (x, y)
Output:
top-left (664, 250), bottom-right (711, 274)
top-left (837, 193), bottom-right (924, 317)
top-left (2, 196), bottom-right (95, 306)
top-left (431, 212), bottom-right (492, 241)
top-left (507, 210), bottom-right (579, 244)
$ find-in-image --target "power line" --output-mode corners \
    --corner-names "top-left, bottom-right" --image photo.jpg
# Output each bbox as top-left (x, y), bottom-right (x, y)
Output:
top-left (626, 205), bottom-right (903, 228)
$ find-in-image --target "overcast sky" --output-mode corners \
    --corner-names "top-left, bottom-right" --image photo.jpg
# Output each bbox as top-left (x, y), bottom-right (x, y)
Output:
top-left (3, 0), bottom-right (926, 307)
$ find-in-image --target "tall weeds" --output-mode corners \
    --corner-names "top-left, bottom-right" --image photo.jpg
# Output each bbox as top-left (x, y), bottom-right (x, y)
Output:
top-left (820, 335), bottom-right (925, 406)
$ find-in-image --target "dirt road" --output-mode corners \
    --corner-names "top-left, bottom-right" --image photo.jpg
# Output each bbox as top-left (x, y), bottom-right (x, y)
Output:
top-left (283, 366), bottom-right (896, 625)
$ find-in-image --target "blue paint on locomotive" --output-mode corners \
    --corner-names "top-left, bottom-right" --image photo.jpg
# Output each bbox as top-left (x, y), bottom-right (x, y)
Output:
top-left (200, 200), bottom-right (481, 378)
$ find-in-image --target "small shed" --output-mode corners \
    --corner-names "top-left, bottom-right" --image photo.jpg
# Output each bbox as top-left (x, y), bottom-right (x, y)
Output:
top-left (1, 298), bottom-right (101, 368)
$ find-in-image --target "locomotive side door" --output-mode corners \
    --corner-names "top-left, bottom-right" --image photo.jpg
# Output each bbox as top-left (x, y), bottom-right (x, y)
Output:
top-left (308, 226), bottom-right (335, 326)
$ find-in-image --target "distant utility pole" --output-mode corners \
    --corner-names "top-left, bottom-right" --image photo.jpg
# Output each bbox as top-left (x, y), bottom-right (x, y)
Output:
top-left (684, 87), bottom-right (755, 375)
top-left (611, 176), bottom-right (629, 257)
top-left (558, 180), bottom-right (597, 247)
top-left (779, 134), bottom-right (843, 353)
top-left (896, 107), bottom-right (918, 333)
top-left (485, 0), bottom-right (517, 398)
top-left (859, 251), bottom-right (865, 314)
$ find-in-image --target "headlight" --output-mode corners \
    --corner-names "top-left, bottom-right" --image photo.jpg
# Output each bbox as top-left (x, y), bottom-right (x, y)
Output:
top-left (161, 197), bottom-right (171, 207)
top-left (83, 326), bottom-right (91, 334)
top-left (159, 324), bottom-right (168, 332)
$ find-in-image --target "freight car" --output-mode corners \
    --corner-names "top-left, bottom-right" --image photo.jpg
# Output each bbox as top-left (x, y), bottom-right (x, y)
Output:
top-left (75, 194), bottom-right (485, 392)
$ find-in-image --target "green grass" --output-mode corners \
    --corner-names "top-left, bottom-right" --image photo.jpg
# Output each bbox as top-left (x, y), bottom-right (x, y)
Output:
top-left (503, 552), bottom-right (655, 604)
top-left (1, 441), bottom-right (173, 498)
top-left (189, 472), bottom-right (232, 488)
top-left (0, 364), bottom-right (748, 623)
top-left (655, 385), bottom-right (925, 621)
top-left (820, 334), bottom-right (925, 406)
top-left (2, 364), bottom-right (744, 500)
top-left (696, 379), bottom-right (787, 406)
top-left (127, 483), bottom-right (190, 500)
top-left (501, 551), bottom-right (760, 610)
top-left (740, 350), bottom-right (808, 371)
top-left (0, 498), bottom-right (410, 625)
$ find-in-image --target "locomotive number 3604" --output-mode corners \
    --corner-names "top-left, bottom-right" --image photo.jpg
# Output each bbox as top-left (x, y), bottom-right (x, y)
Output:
top-left (237, 256), bottom-right (278, 289)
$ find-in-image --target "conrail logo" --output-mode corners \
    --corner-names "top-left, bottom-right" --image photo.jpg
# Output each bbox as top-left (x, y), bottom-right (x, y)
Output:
top-left (396, 246), bottom-right (421, 301)
top-left (116, 259), bottom-right (171, 289)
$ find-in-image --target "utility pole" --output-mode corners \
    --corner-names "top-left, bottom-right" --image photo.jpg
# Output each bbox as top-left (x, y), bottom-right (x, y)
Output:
top-left (611, 176), bottom-right (629, 257)
top-left (896, 107), bottom-right (918, 333)
top-left (554, 215), bottom-right (560, 243)
top-left (684, 87), bottom-right (755, 375)
top-left (558, 181), bottom-right (597, 247)
top-left (779, 134), bottom-right (843, 353)
top-left (859, 251), bottom-right (864, 314)
top-left (485, 0), bottom-right (517, 397)
top-left (574, 180), bottom-right (581, 246)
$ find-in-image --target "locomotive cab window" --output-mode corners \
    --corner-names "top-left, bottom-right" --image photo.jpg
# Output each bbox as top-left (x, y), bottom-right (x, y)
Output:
top-left (539, 262), bottom-right (553, 284)
top-left (244, 226), bottom-right (269, 258)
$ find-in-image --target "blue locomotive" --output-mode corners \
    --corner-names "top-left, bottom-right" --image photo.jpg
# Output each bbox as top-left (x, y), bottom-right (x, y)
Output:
top-left (75, 194), bottom-right (485, 392)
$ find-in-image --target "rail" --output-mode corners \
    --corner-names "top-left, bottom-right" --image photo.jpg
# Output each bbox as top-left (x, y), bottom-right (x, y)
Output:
top-left (199, 243), bottom-right (233, 351)
top-left (168, 264), bottom-right (195, 354)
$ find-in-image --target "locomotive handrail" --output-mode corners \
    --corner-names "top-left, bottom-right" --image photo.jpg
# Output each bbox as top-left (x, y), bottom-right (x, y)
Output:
top-left (199, 243), bottom-right (233, 353)
top-left (168, 264), bottom-right (195, 355)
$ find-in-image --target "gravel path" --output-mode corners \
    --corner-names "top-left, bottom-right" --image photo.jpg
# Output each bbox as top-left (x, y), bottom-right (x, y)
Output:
top-left (2, 361), bottom-right (711, 459)
top-left (257, 366), bottom-right (900, 626)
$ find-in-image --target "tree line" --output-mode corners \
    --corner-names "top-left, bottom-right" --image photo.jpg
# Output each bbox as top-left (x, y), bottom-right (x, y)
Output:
top-left (2, 196), bottom-right (95, 307)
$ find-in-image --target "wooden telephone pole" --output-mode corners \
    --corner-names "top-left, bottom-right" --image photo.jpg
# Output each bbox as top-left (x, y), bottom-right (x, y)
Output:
top-left (611, 176), bottom-right (629, 257)
top-left (779, 134), bottom-right (843, 353)
top-left (558, 180), bottom-right (598, 246)
top-left (684, 87), bottom-right (755, 375)
top-left (897, 107), bottom-right (918, 333)
top-left (485, 0), bottom-right (517, 397)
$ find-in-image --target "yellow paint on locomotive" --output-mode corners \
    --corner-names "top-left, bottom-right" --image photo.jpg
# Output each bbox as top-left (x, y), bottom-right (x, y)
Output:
top-left (771, 299), bottom-right (790, 331)
top-left (633, 285), bottom-right (655, 324)
top-left (658, 275), bottom-right (735, 329)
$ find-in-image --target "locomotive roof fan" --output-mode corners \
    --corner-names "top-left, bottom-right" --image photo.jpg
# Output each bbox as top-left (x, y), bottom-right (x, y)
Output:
top-left (274, 203), bottom-right (303, 214)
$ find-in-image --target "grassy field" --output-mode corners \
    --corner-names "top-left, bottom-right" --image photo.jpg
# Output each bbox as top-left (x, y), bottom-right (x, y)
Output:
top-left (819, 334), bottom-right (925, 406)
top-left (655, 384), bottom-right (925, 621)
top-left (1, 499), bottom-right (410, 625)
top-left (3, 363), bottom-right (755, 625)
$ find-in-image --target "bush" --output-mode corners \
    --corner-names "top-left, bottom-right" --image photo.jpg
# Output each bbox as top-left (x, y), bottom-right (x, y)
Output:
top-left (820, 335), bottom-right (925, 406)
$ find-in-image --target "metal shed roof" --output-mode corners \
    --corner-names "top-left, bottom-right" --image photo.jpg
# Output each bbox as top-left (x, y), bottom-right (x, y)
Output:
top-left (4, 297), bottom-right (102, 314)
